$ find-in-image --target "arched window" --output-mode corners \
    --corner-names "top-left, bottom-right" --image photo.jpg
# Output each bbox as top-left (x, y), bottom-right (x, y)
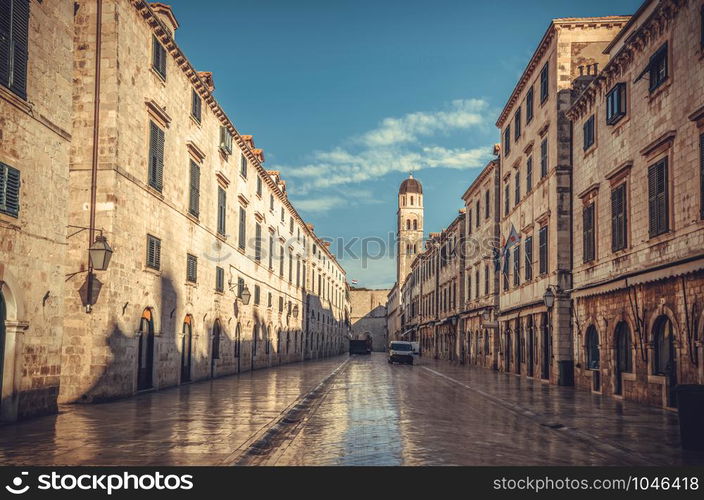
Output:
top-left (653, 315), bottom-right (674, 375)
top-left (406, 219), bottom-right (411, 230)
top-left (586, 326), bottom-right (599, 370)
top-left (484, 329), bottom-right (489, 354)
top-left (413, 219), bottom-right (418, 230)
top-left (212, 320), bottom-right (221, 360)
top-left (410, 196), bottom-right (414, 205)
top-left (615, 322), bottom-right (632, 373)
top-left (253, 323), bottom-right (259, 355)
top-left (402, 196), bottom-right (406, 206)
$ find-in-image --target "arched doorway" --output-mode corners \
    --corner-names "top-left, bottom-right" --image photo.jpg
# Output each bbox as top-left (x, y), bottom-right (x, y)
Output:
top-left (181, 315), bottom-right (193, 383)
top-left (614, 321), bottom-right (632, 395)
top-left (586, 325), bottom-right (600, 391)
top-left (526, 315), bottom-right (534, 376)
top-left (137, 308), bottom-right (155, 391)
top-left (251, 323), bottom-right (259, 371)
top-left (653, 315), bottom-right (677, 407)
top-left (211, 320), bottom-right (221, 378)
top-left (541, 312), bottom-right (550, 380)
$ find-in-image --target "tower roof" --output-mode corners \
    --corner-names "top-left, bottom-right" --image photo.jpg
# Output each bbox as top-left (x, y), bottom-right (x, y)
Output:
top-left (399, 174), bottom-right (422, 195)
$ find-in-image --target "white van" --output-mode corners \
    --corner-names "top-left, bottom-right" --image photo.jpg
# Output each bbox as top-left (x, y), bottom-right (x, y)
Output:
top-left (410, 342), bottom-right (420, 356)
top-left (388, 341), bottom-right (414, 365)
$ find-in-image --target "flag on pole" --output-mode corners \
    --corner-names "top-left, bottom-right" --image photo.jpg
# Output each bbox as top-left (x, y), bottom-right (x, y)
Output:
top-left (501, 224), bottom-right (521, 275)
top-left (351, 279), bottom-right (358, 285)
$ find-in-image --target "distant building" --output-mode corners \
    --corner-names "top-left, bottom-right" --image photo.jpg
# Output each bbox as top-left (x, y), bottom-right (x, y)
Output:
top-left (350, 288), bottom-right (390, 352)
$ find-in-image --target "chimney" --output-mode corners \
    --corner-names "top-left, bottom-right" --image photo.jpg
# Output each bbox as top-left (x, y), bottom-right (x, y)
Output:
top-left (150, 3), bottom-right (179, 38)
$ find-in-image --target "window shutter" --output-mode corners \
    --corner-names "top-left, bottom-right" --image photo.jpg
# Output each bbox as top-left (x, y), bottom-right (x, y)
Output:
top-left (657, 160), bottom-right (668, 234)
top-left (611, 185), bottom-right (626, 251)
top-left (5, 164), bottom-right (19, 217)
top-left (583, 204), bottom-right (594, 262)
top-left (525, 236), bottom-right (532, 281)
top-left (648, 164), bottom-right (658, 237)
top-left (9, 0), bottom-right (28, 99)
top-left (238, 207), bottom-right (246, 249)
top-left (0, 0), bottom-right (12, 91)
top-left (189, 160), bottom-right (199, 216)
top-left (217, 187), bottom-right (226, 234)
top-left (156, 127), bottom-right (164, 191)
top-left (648, 160), bottom-right (668, 237)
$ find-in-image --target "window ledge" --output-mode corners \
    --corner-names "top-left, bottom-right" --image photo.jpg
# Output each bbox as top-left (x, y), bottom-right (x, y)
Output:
top-left (189, 114), bottom-right (202, 127)
top-left (186, 212), bottom-right (199, 224)
top-left (143, 266), bottom-right (162, 277)
top-left (647, 78), bottom-right (671, 103)
top-left (0, 84), bottom-right (31, 114)
top-left (151, 66), bottom-right (167, 85)
top-left (185, 281), bottom-right (198, 288)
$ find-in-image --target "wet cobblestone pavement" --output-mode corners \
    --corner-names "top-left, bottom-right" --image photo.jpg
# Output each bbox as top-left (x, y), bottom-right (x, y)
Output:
top-left (1, 353), bottom-right (703, 466)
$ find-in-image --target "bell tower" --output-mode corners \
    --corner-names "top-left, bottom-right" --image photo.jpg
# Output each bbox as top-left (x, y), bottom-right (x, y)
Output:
top-left (397, 174), bottom-right (424, 286)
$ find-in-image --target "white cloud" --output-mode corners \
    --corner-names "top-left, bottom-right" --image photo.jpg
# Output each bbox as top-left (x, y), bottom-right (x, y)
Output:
top-left (273, 98), bottom-right (496, 202)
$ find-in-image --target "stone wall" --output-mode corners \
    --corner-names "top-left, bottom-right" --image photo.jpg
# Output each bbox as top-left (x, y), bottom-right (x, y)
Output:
top-left (350, 288), bottom-right (389, 352)
top-left (0, 0), bottom-right (73, 421)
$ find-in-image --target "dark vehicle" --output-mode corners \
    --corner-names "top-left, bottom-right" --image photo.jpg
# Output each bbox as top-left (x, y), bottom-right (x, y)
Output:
top-left (350, 335), bottom-right (372, 354)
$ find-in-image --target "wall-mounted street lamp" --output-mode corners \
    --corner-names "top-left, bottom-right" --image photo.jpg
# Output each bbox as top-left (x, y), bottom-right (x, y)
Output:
top-left (543, 285), bottom-right (559, 310)
top-left (239, 284), bottom-right (251, 305)
top-left (88, 235), bottom-right (113, 271)
top-left (66, 226), bottom-right (114, 313)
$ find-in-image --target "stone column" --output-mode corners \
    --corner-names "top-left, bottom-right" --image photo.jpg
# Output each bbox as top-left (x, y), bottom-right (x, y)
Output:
top-left (0, 320), bottom-right (29, 422)
top-left (552, 296), bottom-right (574, 386)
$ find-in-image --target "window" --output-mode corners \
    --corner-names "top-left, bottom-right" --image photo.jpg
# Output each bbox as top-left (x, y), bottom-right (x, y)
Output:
top-left (526, 157), bottom-right (533, 192)
top-left (606, 83), bottom-right (626, 125)
top-left (475, 200), bottom-right (480, 228)
top-left (217, 186), bottom-right (226, 235)
top-left (503, 126), bottom-right (511, 156)
top-left (583, 115), bottom-right (595, 150)
top-left (255, 223), bottom-right (262, 262)
top-left (540, 62), bottom-right (549, 102)
top-left (148, 121), bottom-right (165, 191)
top-left (254, 284), bottom-right (261, 305)
top-left (515, 169), bottom-right (521, 205)
top-left (652, 316), bottom-right (674, 376)
top-left (526, 86), bottom-right (534, 123)
top-left (186, 254), bottom-right (197, 283)
top-left (269, 194), bottom-right (274, 212)
top-left (648, 43), bottom-right (668, 92)
top-left (484, 265), bottom-right (489, 296)
top-left (188, 160), bottom-right (200, 217)
top-left (0, 162), bottom-right (21, 218)
top-left (502, 252), bottom-right (509, 291)
top-left (215, 266), bottom-right (224, 292)
top-left (289, 216), bottom-right (294, 234)
top-left (0, 0), bottom-right (29, 99)
top-left (513, 245), bottom-right (520, 286)
top-left (611, 184), bottom-right (627, 251)
top-left (236, 277), bottom-right (244, 298)
top-left (219, 126), bottom-right (233, 154)
top-left (280, 207), bottom-right (285, 222)
top-left (648, 158), bottom-right (669, 237)
top-left (288, 253), bottom-right (293, 282)
top-left (583, 203), bottom-right (595, 263)
top-left (267, 292), bottom-right (272, 308)
top-left (485, 190), bottom-right (490, 219)
top-left (296, 258), bottom-right (301, 287)
top-left (279, 245), bottom-right (285, 277)
top-left (538, 225), bottom-right (548, 275)
top-left (524, 236), bottom-right (533, 282)
top-left (701, 4), bottom-right (704, 48)
top-left (586, 327), bottom-right (600, 370)
top-left (146, 235), bottom-right (161, 270)
top-left (514, 107), bottom-right (521, 140)
top-left (278, 296), bottom-right (284, 313)
top-left (152, 35), bottom-right (166, 79)
top-left (467, 209), bottom-right (472, 235)
top-left (256, 176), bottom-right (262, 197)
top-left (237, 153), bottom-right (247, 179)
top-left (268, 234), bottom-right (274, 270)
top-left (191, 89), bottom-right (201, 123)
top-left (540, 139), bottom-right (548, 178)
top-left (504, 183), bottom-right (510, 216)
top-left (238, 207), bottom-right (246, 250)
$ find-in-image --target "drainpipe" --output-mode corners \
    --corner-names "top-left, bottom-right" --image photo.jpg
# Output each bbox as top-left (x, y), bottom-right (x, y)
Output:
top-left (86, 0), bottom-right (103, 313)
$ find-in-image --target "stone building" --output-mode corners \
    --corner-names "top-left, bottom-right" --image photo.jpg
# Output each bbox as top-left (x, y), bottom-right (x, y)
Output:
top-left (60, 0), bottom-right (349, 404)
top-left (386, 284), bottom-right (401, 341)
top-left (350, 288), bottom-right (390, 352)
top-left (0, 0), bottom-right (73, 421)
top-left (460, 158), bottom-right (500, 369)
top-left (567, 0), bottom-right (704, 407)
top-left (496, 16), bottom-right (629, 384)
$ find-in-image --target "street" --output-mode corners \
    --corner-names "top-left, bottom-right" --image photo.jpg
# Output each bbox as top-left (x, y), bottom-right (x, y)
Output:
top-left (0, 354), bottom-right (702, 466)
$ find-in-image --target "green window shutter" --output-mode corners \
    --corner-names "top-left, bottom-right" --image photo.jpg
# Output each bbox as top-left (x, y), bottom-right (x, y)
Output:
top-left (0, 0), bottom-right (11, 89)
top-left (524, 236), bottom-right (532, 281)
top-left (148, 122), bottom-right (164, 191)
top-left (147, 235), bottom-right (161, 270)
top-left (217, 187), bottom-right (226, 235)
top-left (9, 0), bottom-right (28, 99)
top-left (0, 162), bottom-right (20, 217)
top-left (238, 206), bottom-right (246, 249)
top-left (255, 223), bottom-right (262, 261)
top-left (648, 160), bottom-right (668, 237)
top-left (189, 160), bottom-right (200, 217)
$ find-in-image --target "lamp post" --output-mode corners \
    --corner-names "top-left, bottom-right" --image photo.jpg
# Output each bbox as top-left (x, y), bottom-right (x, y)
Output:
top-left (240, 284), bottom-right (251, 306)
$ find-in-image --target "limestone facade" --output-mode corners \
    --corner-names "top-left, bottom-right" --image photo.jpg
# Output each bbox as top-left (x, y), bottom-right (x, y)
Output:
top-left (59, 0), bottom-right (350, 404)
top-left (496, 17), bottom-right (628, 384)
top-left (567, 0), bottom-right (704, 407)
top-left (0, 0), bottom-right (73, 421)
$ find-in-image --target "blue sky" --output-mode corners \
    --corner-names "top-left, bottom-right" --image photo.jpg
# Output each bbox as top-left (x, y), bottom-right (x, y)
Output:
top-left (167, 0), bottom-right (642, 289)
